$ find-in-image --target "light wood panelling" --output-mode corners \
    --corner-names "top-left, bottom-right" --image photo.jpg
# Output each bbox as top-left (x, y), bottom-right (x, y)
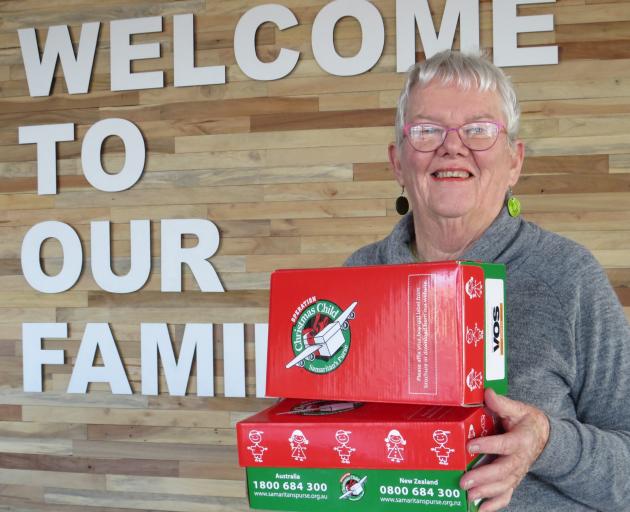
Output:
top-left (2, 0), bottom-right (630, 511)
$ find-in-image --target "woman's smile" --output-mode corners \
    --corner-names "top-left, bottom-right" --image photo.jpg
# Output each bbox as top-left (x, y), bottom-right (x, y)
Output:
top-left (431, 168), bottom-right (474, 180)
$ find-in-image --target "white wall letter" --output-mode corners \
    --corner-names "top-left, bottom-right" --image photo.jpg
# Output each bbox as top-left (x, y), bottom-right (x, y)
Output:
top-left (91, 220), bottom-right (151, 293)
top-left (22, 323), bottom-right (66, 392)
top-left (19, 124), bottom-right (75, 195)
top-left (493, 0), bottom-right (558, 67)
top-left (255, 323), bottom-right (268, 398)
top-left (110, 16), bottom-right (164, 91)
top-left (234, 4), bottom-right (299, 81)
top-left (21, 221), bottom-right (82, 293)
top-left (18, 22), bottom-right (99, 97)
top-left (67, 323), bottom-right (132, 394)
top-left (173, 14), bottom-right (226, 86)
top-left (160, 219), bottom-right (224, 292)
top-left (81, 118), bottom-right (145, 192)
top-left (396, 0), bottom-right (479, 72)
top-left (141, 323), bottom-right (214, 396)
top-left (223, 323), bottom-right (245, 397)
top-left (312, 0), bottom-right (384, 76)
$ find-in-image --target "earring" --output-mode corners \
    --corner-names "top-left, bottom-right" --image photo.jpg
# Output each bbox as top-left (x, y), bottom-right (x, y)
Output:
top-left (507, 187), bottom-right (521, 217)
top-left (395, 186), bottom-right (409, 215)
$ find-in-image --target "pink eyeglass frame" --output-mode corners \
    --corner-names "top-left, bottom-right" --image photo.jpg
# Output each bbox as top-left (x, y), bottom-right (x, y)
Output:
top-left (403, 121), bottom-right (507, 152)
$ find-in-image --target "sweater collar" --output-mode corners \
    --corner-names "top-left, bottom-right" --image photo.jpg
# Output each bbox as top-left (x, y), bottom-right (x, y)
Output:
top-left (395, 207), bottom-right (523, 264)
top-left (462, 207), bottom-right (523, 264)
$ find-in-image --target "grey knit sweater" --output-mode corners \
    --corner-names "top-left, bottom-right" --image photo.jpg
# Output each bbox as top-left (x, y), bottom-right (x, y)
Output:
top-left (345, 208), bottom-right (630, 511)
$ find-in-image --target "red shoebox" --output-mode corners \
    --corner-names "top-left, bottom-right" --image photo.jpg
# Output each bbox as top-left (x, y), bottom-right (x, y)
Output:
top-left (266, 261), bottom-right (507, 406)
top-left (237, 399), bottom-right (497, 470)
top-left (236, 399), bottom-right (497, 511)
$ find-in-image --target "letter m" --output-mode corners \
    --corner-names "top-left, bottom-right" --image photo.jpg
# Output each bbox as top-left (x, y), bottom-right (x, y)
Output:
top-left (18, 22), bottom-right (99, 96)
top-left (141, 323), bottom-right (214, 396)
top-left (396, 0), bottom-right (479, 72)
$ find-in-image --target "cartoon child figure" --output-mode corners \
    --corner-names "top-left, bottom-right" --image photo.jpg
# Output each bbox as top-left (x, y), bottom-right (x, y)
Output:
top-left (466, 368), bottom-right (483, 391)
top-left (289, 429), bottom-right (309, 461)
top-left (385, 429), bottom-right (406, 463)
top-left (466, 323), bottom-right (484, 347)
top-left (247, 429), bottom-right (268, 463)
top-left (431, 429), bottom-right (455, 465)
top-left (334, 429), bottom-right (356, 464)
top-left (465, 277), bottom-right (483, 299)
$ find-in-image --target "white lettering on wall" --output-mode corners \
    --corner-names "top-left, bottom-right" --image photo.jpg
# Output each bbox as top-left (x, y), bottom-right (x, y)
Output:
top-left (493, 0), bottom-right (558, 67)
top-left (20, 119), bottom-right (145, 195)
top-left (21, 219), bottom-right (222, 294)
top-left (234, 4), bottom-right (300, 80)
top-left (22, 322), bottom-right (269, 397)
top-left (255, 323), bottom-right (269, 398)
top-left (21, 221), bottom-right (82, 294)
top-left (17, 3), bottom-right (559, 99)
top-left (110, 16), bottom-right (163, 91)
top-left (91, 220), bottom-right (151, 293)
top-left (174, 14), bottom-right (226, 86)
top-left (312, 0), bottom-right (385, 76)
top-left (141, 323), bottom-right (214, 396)
top-left (81, 118), bottom-right (146, 192)
top-left (223, 323), bottom-right (246, 397)
top-left (67, 323), bottom-right (132, 394)
top-left (18, 22), bottom-right (99, 96)
top-left (396, 0), bottom-right (479, 72)
top-left (18, 123), bottom-right (74, 195)
top-left (22, 323), bottom-right (66, 392)
top-left (160, 219), bottom-right (224, 292)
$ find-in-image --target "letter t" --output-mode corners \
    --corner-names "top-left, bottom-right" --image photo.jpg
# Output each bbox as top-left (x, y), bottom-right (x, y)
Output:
top-left (19, 123), bottom-right (75, 195)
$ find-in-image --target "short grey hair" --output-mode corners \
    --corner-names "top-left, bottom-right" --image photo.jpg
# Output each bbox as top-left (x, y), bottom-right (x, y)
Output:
top-left (394, 50), bottom-right (520, 148)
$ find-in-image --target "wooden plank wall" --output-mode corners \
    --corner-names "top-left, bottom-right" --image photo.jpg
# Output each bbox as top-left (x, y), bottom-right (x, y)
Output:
top-left (1, 0), bottom-right (630, 510)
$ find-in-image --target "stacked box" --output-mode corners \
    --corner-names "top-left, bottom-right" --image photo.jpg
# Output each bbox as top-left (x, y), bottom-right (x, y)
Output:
top-left (265, 261), bottom-right (507, 406)
top-left (237, 398), bottom-right (497, 511)
top-left (238, 261), bottom-right (507, 511)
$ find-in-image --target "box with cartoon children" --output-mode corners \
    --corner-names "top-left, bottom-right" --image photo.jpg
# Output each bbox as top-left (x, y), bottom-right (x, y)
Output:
top-left (237, 398), bottom-right (497, 511)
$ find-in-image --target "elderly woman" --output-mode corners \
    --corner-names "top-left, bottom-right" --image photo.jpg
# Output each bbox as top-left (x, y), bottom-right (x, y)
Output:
top-left (346, 51), bottom-right (630, 511)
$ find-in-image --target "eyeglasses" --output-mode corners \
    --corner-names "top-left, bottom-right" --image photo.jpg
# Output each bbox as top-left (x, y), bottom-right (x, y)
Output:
top-left (403, 121), bottom-right (506, 152)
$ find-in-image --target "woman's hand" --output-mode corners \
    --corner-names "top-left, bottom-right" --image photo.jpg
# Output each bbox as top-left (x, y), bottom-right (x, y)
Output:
top-left (460, 388), bottom-right (550, 511)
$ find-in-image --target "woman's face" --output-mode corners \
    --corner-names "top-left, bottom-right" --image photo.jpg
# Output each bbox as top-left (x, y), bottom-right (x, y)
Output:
top-left (390, 81), bottom-right (524, 225)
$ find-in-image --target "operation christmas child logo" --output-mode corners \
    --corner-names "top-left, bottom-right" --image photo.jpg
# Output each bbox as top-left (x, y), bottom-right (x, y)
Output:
top-left (339, 473), bottom-right (368, 501)
top-left (286, 298), bottom-right (358, 374)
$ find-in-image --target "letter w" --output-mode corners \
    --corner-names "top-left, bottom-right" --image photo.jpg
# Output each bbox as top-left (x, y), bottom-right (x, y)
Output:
top-left (18, 22), bottom-right (99, 97)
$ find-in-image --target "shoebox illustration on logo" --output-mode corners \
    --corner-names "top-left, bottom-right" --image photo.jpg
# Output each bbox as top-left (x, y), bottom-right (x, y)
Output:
top-left (237, 398), bottom-right (497, 511)
top-left (266, 261), bottom-right (507, 406)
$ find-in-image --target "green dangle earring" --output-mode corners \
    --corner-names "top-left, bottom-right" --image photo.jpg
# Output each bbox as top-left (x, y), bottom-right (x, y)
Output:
top-left (507, 187), bottom-right (521, 217)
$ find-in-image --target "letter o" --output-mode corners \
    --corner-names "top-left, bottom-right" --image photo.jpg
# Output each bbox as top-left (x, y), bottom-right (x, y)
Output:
top-left (81, 118), bottom-right (145, 192)
top-left (21, 221), bottom-right (82, 293)
top-left (312, 0), bottom-right (385, 76)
